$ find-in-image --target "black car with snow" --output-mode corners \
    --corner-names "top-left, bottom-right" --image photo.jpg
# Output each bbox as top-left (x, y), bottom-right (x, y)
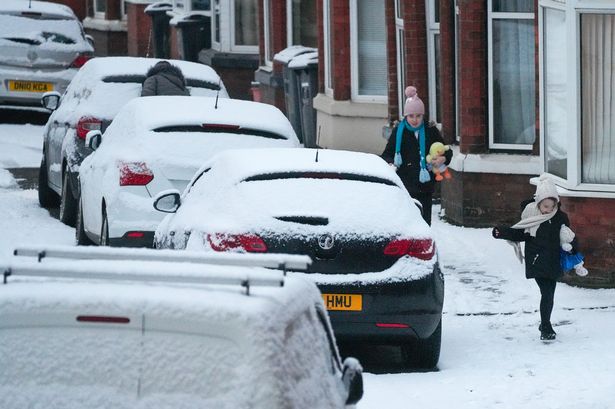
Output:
top-left (153, 148), bottom-right (444, 369)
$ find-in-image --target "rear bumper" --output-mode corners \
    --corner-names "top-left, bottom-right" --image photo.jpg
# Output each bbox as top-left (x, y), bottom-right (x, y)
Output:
top-left (316, 264), bottom-right (444, 343)
top-left (0, 67), bottom-right (75, 107)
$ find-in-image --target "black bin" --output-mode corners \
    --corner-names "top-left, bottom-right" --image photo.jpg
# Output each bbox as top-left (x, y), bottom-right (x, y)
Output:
top-left (144, 2), bottom-right (172, 59)
top-left (177, 14), bottom-right (211, 62)
top-left (291, 51), bottom-right (319, 148)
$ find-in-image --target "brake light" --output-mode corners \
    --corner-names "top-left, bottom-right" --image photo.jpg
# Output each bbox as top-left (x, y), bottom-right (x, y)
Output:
top-left (119, 162), bottom-right (154, 186)
top-left (383, 238), bottom-right (435, 260)
top-left (76, 116), bottom-right (102, 139)
top-left (202, 123), bottom-right (240, 130)
top-left (125, 231), bottom-right (145, 238)
top-left (70, 53), bottom-right (92, 68)
top-left (76, 316), bottom-right (130, 324)
top-left (207, 233), bottom-right (268, 253)
top-left (376, 323), bottom-right (410, 328)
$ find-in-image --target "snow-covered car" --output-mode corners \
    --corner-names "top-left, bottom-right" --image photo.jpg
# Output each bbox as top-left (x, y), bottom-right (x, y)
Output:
top-left (154, 148), bottom-right (444, 369)
top-left (37, 56), bottom-right (229, 228)
top-left (77, 96), bottom-right (300, 248)
top-left (0, 0), bottom-right (94, 109)
top-left (0, 246), bottom-right (363, 409)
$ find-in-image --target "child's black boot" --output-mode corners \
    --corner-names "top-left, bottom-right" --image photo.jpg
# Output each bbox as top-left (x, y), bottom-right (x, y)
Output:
top-left (539, 322), bottom-right (556, 340)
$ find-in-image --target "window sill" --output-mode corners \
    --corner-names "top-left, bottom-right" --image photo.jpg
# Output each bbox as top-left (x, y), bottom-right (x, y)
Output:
top-left (313, 93), bottom-right (387, 118)
top-left (83, 17), bottom-right (127, 32)
top-left (448, 145), bottom-right (541, 175)
top-left (530, 177), bottom-right (615, 198)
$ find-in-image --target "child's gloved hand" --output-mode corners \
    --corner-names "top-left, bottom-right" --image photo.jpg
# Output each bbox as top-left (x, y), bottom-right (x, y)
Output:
top-left (561, 243), bottom-right (573, 252)
top-left (492, 227), bottom-right (501, 238)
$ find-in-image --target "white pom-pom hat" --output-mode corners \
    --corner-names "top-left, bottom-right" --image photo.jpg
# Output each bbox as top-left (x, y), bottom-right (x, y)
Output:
top-left (535, 174), bottom-right (559, 204)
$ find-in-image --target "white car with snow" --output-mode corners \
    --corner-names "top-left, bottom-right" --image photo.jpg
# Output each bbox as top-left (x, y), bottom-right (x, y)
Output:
top-left (0, 246), bottom-right (363, 409)
top-left (77, 96), bottom-right (300, 248)
top-left (154, 148), bottom-right (444, 369)
top-left (0, 0), bottom-right (93, 109)
top-left (37, 56), bottom-right (229, 228)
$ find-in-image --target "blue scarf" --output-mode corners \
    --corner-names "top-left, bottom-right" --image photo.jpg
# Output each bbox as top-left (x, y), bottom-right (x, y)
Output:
top-left (394, 119), bottom-right (431, 183)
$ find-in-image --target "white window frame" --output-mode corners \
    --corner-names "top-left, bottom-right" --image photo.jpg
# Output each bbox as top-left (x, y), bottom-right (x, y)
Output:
top-left (286, 0), bottom-right (294, 47)
top-left (488, 0), bottom-right (535, 150)
top-left (539, 0), bottom-right (615, 192)
top-left (426, 0), bottom-right (440, 123)
top-left (395, 0), bottom-right (405, 118)
top-left (212, 0), bottom-right (222, 49)
top-left (349, 0), bottom-right (387, 103)
top-left (173, 0), bottom-right (212, 14)
top-left (230, 0), bottom-right (259, 53)
top-left (323, 0), bottom-right (333, 96)
top-left (121, 0), bottom-right (127, 20)
top-left (454, 0), bottom-right (460, 141)
top-left (93, 0), bottom-right (106, 19)
top-left (263, 0), bottom-right (273, 67)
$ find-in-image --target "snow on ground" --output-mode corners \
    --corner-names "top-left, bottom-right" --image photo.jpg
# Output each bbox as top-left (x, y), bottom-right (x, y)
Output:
top-left (1, 121), bottom-right (615, 408)
top-left (0, 123), bottom-right (44, 168)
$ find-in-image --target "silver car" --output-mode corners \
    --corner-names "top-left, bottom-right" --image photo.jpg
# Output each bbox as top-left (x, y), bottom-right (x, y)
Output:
top-left (0, 0), bottom-right (93, 108)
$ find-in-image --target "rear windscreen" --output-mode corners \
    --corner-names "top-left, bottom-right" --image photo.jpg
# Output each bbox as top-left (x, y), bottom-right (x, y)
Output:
top-left (242, 172), bottom-right (398, 186)
top-left (152, 125), bottom-right (287, 140)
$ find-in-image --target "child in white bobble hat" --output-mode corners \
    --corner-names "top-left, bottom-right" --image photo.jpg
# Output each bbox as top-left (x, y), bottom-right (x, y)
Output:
top-left (491, 174), bottom-right (586, 341)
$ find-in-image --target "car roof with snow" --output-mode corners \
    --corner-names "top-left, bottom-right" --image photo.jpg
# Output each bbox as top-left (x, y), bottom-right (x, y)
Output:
top-left (0, 0), bottom-right (76, 17)
top-left (104, 96), bottom-right (299, 144)
top-left (190, 147), bottom-right (405, 187)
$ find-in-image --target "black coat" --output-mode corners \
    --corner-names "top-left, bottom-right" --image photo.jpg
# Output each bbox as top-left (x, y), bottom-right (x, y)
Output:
top-left (141, 63), bottom-right (190, 97)
top-left (381, 122), bottom-right (452, 196)
top-left (496, 207), bottom-right (574, 280)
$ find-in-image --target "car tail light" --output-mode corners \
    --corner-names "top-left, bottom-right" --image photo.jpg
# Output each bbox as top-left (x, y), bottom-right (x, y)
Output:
top-left (70, 53), bottom-right (92, 68)
top-left (207, 233), bottom-right (268, 253)
top-left (383, 238), bottom-right (435, 260)
top-left (125, 231), bottom-right (145, 238)
top-left (76, 116), bottom-right (102, 140)
top-left (376, 323), bottom-right (410, 329)
top-left (119, 162), bottom-right (154, 186)
top-left (201, 123), bottom-right (240, 131)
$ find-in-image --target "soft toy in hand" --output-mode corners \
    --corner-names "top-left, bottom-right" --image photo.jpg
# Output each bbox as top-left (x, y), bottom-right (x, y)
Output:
top-left (559, 225), bottom-right (588, 276)
top-left (426, 142), bottom-right (452, 181)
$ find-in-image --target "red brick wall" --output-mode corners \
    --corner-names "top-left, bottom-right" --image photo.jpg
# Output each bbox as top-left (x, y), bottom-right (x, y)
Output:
top-left (385, 0), bottom-right (399, 122)
top-left (404, 0), bottom-right (429, 114)
top-left (441, 171), bottom-right (537, 227)
top-left (331, 0), bottom-right (350, 100)
top-left (48, 0), bottom-right (86, 20)
top-left (560, 197), bottom-right (615, 288)
top-left (458, 0), bottom-right (487, 154)
top-left (439, 0), bottom-right (455, 145)
top-left (85, 28), bottom-right (127, 56)
top-left (106, 0), bottom-right (121, 20)
top-left (170, 26), bottom-right (180, 60)
top-left (126, 2), bottom-right (152, 57)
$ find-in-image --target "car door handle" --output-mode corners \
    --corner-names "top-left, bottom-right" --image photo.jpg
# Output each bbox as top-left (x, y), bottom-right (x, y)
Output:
top-left (64, 122), bottom-right (71, 127)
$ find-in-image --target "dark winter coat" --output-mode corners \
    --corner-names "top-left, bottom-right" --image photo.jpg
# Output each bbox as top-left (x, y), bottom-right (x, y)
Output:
top-left (496, 206), bottom-right (574, 280)
top-left (141, 62), bottom-right (190, 97)
top-left (381, 122), bottom-right (452, 196)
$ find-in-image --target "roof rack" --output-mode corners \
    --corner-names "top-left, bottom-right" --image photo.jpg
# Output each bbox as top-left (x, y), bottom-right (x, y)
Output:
top-left (5, 246), bottom-right (313, 295)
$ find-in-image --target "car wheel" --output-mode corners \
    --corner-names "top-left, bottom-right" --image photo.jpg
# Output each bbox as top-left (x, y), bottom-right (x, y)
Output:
top-left (75, 200), bottom-right (94, 246)
top-left (401, 319), bottom-right (442, 370)
top-left (38, 157), bottom-right (59, 208)
top-left (100, 209), bottom-right (109, 246)
top-left (59, 169), bottom-right (78, 227)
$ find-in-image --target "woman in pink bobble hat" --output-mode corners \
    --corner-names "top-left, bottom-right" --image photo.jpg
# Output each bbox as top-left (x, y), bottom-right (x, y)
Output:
top-left (381, 86), bottom-right (452, 225)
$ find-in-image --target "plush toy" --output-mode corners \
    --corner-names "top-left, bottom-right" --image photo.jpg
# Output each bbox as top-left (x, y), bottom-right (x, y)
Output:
top-left (559, 225), bottom-right (588, 276)
top-left (426, 142), bottom-right (452, 181)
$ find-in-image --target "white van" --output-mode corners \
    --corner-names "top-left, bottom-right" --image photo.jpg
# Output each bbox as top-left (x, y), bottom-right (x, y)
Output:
top-left (0, 246), bottom-right (363, 409)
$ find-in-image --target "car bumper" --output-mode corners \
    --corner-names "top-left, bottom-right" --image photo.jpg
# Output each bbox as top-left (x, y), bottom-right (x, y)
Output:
top-left (107, 190), bottom-right (165, 248)
top-left (0, 67), bottom-right (76, 107)
top-left (315, 263), bottom-right (444, 343)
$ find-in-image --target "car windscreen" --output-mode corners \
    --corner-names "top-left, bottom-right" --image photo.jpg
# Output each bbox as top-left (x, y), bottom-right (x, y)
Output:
top-left (0, 13), bottom-right (83, 44)
top-left (102, 75), bottom-right (222, 91)
top-left (152, 125), bottom-right (288, 140)
top-left (242, 171), bottom-right (398, 186)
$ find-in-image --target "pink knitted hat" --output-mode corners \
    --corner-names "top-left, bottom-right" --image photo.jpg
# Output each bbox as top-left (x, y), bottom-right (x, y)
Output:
top-left (403, 86), bottom-right (425, 116)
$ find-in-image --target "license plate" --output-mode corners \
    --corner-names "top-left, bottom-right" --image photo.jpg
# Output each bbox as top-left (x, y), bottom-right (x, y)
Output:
top-left (322, 293), bottom-right (362, 311)
top-left (8, 80), bottom-right (53, 93)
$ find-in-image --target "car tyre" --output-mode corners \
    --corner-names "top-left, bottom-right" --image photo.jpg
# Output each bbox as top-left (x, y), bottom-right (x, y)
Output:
top-left (401, 319), bottom-right (442, 370)
top-left (59, 169), bottom-right (78, 227)
top-left (75, 200), bottom-right (94, 246)
top-left (100, 208), bottom-right (109, 246)
top-left (38, 157), bottom-right (59, 208)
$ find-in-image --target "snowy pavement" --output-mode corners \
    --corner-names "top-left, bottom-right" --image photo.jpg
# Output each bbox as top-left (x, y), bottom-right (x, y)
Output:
top-left (2, 121), bottom-right (615, 408)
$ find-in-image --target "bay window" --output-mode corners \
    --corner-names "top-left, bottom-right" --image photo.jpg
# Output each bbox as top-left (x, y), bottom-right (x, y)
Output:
top-left (488, 0), bottom-right (536, 149)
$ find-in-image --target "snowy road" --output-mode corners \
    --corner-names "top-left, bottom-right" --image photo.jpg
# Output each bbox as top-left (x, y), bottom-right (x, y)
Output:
top-left (1, 117), bottom-right (614, 409)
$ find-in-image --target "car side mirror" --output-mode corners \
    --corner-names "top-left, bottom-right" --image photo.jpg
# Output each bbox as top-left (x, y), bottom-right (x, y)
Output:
top-left (153, 190), bottom-right (181, 213)
top-left (85, 130), bottom-right (102, 151)
top-left (85, 34), bottom-right (95, 47)
top-left (41, 91), bottom-right (61, 111)
top-left (342, 357), bottom-right (363, 405)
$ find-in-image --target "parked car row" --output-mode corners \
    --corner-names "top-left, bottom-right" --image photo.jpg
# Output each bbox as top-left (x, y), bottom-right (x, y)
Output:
top-left (35, 54), bottom-right (443, 372)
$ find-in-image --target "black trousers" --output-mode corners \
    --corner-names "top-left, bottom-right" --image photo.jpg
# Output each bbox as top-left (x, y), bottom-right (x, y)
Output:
top-left (413, 192), bottom-right (433, 226)
top-left (535, 277), bottom-right (557, 325)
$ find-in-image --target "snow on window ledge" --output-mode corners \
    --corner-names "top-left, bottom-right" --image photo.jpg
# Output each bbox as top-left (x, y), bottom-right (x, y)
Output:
top-left (83, 17), bottom-right (127, 32)
top-left (448, 145), bottom-right (541, 175)
top-left (529, 177), bottom-right (615, 199)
